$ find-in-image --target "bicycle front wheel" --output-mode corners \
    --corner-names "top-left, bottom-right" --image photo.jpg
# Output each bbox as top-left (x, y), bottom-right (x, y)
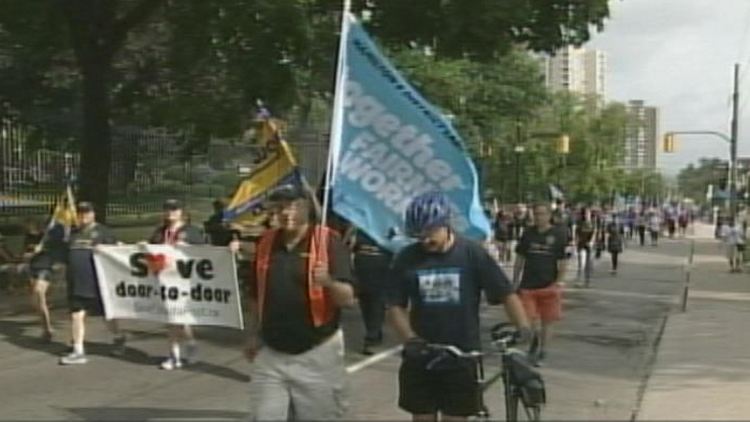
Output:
top-left (505, 388), bottom-right (519, 422)
top-left (509, 391), bottom-right (543, 422)
top-left (522, 404), bottom-right (541, 421)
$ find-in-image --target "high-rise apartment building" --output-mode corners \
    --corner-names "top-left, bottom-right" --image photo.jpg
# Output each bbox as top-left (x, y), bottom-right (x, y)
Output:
top-left (623, 100), bottom-right (658, 171)
top-left (540, 46), bottom-right (607, 102)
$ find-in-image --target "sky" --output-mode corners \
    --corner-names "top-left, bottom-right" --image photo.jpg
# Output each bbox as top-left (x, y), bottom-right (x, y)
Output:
top-left (586, 0), bottom-right (750, 176)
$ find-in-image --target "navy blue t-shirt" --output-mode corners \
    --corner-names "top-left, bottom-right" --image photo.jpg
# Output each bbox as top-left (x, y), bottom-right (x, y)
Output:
top-left (67, 223), bottom-right (117, 298)
top-left (388, 236), bottom-right (513, 351)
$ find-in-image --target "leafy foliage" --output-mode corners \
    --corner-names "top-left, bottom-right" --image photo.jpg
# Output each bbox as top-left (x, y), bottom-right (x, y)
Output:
top-left (0, 0), bottom-right (614, 217)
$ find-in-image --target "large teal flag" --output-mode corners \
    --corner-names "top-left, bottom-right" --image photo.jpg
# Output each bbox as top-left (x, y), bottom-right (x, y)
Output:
top-left (329, 15), bottom-right (491, 252)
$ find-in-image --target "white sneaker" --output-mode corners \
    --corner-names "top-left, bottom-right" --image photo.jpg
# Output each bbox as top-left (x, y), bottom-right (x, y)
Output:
top-left (60, 352), bottom-right (88, 365)
top-left (160, 357), bottom-right (183, 370)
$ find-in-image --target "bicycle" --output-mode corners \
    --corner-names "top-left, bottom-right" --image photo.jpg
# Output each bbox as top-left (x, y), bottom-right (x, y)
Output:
top-left (424, 323), bottom-right (546, 421)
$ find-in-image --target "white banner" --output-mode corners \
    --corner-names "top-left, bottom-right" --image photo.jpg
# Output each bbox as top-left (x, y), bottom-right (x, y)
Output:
top-left (94, 245), bottom-right (244, 329)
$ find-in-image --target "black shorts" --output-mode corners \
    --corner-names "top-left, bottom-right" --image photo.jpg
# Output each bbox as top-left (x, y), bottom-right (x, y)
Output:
top-left (30, 268), bottom-right (53, 282)
top-left (68, 295), bottom-right (104, 316)
top-left (398, 357), bottom-right (481, 417)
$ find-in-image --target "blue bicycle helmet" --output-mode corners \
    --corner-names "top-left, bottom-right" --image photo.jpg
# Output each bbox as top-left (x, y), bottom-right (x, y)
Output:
top-left (405, 191), bottom-right (452, 236)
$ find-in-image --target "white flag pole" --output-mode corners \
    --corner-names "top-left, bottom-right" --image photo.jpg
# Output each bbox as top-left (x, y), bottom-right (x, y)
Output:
top-left (320, 0), bottom-right (352, 228)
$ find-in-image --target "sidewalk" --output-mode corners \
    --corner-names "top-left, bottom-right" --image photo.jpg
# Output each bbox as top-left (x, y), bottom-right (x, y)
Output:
top-left (638, 223), bottom-right (750, 420)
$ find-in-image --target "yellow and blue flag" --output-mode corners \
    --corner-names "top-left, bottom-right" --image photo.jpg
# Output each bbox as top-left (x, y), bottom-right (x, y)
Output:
top-left (36, 184), bottom-right (77, 252)
top-left (223, 139), bottom-right (303, 225)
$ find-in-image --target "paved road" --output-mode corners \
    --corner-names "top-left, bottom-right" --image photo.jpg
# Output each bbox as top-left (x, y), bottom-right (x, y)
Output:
top-left (0, 231), bottom-right (693, 420)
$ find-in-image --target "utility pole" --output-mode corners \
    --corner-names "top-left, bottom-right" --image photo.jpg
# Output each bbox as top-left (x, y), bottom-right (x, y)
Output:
top-left (730, 63), bottom-right (740, 221)
top-left (515, 119), bottom-right (522, 204)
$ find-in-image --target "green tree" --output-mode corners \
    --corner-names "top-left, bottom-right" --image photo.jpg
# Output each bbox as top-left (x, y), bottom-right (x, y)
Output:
top-left (1, 0), bottom-right (613, 217)
top-left (678, 158), bottom-right (726, 205)
top-left (0, 0), bottom-right (167, 218)
top-left (365, 0), bottom-right (610, 59)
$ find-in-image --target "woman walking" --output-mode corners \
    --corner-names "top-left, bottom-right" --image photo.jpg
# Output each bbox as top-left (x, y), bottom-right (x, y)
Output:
top-left (26, 219), bottom-right (68, 341)
top-left (648, 210), bottom-right (660, 247)
top-left (148, 199), bottom-right (208, 370)
top-left (636, 210), bottom-right (647, 247)
top-left (607, 217), bottom-right (624, 275)
top-left (575, 208), bottom-right (595, 287)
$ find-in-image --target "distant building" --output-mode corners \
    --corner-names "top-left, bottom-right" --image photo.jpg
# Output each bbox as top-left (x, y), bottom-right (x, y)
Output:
top-left (539, 46), bottom-right (607, 103)
top-left (622, 100), bottom-right (659, 171)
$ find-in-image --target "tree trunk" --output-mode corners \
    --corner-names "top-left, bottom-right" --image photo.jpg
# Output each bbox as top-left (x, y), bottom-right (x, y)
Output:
top-left (78, 59), bottom-right (113, 222)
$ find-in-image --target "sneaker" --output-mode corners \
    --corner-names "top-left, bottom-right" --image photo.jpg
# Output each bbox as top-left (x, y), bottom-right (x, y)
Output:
top-left (111, 335), bottom-right (127, 357)
top-left (183, 343), bottom-right (198, 364)
top-left (60, 352), bottom-right (88, 365)
top-left (160, 357), bottom-right (183, 370)
top-left (41, 330), bottom-right (54, 343)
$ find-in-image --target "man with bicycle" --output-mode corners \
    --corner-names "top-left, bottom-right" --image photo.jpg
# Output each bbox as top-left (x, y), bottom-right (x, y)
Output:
top-left (387, 191), bottom-right (533, 421)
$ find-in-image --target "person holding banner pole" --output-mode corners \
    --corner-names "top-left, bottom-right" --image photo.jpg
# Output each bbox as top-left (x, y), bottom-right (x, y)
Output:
top-left (244, 185), bottom-right (355, 421)
top-left (147, 199), bottom-right (209, 371)
top-left (60, 202), bottom-right (126, 365)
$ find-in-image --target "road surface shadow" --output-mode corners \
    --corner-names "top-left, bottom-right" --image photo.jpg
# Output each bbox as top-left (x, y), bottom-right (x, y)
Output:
top-left (0, 318), bottom-right (250, 382)
top-left (184, 359), bottom-right (251, 383)
top-left (0, 318), bottom-right (69, 356)
top-left (65, 406), bottom-right (245, 421)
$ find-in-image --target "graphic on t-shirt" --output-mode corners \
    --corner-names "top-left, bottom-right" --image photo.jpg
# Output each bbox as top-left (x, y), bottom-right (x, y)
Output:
top-left (417, 268), bottom-right (461, 305)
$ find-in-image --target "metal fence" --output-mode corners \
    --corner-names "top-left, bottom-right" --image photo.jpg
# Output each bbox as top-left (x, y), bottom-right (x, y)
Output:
top-left (0, 116), bottom-right (80, 217)
top-left (0, 119), bottom-right (219, 218)
top-left (0, 113), bottom-right (332, 221)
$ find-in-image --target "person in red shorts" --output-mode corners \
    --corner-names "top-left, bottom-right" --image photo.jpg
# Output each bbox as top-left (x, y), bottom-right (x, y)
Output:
top-left (513, 203), bottom-right (568, 366)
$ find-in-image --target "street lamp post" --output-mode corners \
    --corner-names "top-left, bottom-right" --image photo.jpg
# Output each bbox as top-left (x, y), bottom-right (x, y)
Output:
top-left (665, 129), bottom-right (734, 217)
top-left (665, 63), bottom-right (740, 221)
top-left (514, 119), bottom-right (523, 204)
top-left (514, 145), bottom-right (525, 203)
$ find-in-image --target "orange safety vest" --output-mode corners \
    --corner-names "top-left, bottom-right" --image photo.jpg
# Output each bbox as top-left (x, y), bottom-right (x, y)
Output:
top-left (254, 225), bottom-right (336, 327)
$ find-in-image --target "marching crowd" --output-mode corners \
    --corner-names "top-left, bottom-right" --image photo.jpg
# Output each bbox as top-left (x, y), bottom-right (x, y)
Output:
top-left (0, 189), bottom-right (701, 421)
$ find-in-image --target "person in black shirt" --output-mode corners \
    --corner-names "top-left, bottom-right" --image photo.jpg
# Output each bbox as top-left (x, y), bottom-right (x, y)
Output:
top-left (574, 208), bottom-right (595, 288)
top-left (606, 217), bottom-right (624, 275)
top-left (26, 218), bottom-right (67, 341)
top-left (204, 198), bottom-right (237, 246)
top-left (513, 203), bottom-right (568, 366)
top-left (493, 210), bottom-right (511, 262)
top-left (60, 202), bottom-right (126, 365)
top-left (351, 229), bottom-right (392, 355)
top-left (245, 186), bottom-right (355, 420)
top-left (388, 191), bottom-right (532, 420)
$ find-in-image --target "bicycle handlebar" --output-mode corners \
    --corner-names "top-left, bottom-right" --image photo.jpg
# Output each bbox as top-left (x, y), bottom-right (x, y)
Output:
top-left (491, 322), bottom-right (522, 350)
top-left (425, 343), bottom-right (484, 359)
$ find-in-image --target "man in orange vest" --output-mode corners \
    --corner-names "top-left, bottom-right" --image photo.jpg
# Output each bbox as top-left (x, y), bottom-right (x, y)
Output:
top-left (245, 185), bottom-right (356, 421)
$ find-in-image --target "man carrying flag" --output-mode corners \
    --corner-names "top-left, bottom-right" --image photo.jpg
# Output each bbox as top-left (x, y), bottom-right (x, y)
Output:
top-left (244, 185), bottom-right (355, 420)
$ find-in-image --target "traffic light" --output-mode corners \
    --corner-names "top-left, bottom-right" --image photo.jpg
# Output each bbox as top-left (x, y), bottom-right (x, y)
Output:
top-left (663, 133), bottom-right (676, 153)
top-left (556, 134), bottom-right (570, 154)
